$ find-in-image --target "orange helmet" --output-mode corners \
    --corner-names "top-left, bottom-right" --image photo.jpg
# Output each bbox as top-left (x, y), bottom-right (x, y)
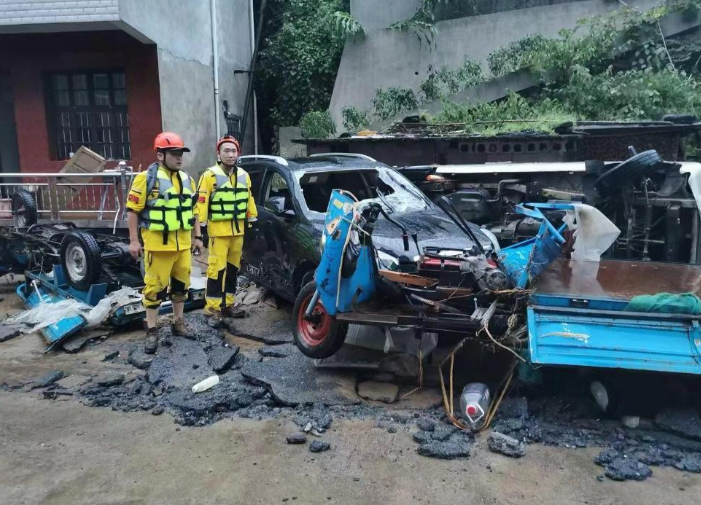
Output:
top-left (216, 135), bottom-right (241, 153)
top-left (154, 132), bottom-right (190, 152)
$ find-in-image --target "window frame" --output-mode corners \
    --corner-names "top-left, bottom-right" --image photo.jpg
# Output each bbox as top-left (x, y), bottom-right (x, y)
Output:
top-left (44, 69), bottom-right (131, 161)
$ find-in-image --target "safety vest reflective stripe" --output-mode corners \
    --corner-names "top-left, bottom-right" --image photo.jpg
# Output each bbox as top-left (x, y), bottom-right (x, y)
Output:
top-left (141, 168), bottom-right (195, 238)
top-left (207, 165), bottom-right (249, 222)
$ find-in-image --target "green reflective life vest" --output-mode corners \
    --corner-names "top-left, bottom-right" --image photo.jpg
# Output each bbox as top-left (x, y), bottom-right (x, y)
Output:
top-left (140, 164), bottom-right (195, 243)
top-left (207, 164), bottom-right (249, 222)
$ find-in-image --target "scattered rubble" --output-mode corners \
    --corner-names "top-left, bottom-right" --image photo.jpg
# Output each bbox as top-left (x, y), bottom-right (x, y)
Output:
top-left (411, 422), bottom-right (474, 460)
top-left (240, 348), bottom-right (359, 406)
top-left (595, 450), bottom-right (653, 481)
top-left (286, 433), bottom-right (307, 445)
top-left (96, 374), bottom-right (125, 387)
top-left (32, 370), bottom-right (65, 389)
top-left (293, 403), bottom-right (333, 433)
top-left (655, 409), bottom-right (701, 441)
top-left (488, 432), bottom-right (526, 458)
top-left (0, 323), bottom-right (23, 342)
top-left (309, 441), bottom-right (330, 453)
top-left (492, 394), bottom-right (701, 481)
top-left (258, 345), bottom-right (294, 359)
top-left (209, 346), bottom-right (240, 373)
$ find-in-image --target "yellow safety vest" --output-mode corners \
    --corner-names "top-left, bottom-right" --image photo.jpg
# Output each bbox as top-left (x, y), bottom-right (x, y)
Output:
top-left (140, 164), bottom-right (195, 244)
top-left (207, 164), bottom-right (250, 222)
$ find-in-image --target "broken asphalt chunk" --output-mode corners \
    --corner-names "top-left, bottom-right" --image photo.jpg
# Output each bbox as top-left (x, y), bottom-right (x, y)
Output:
top-left (128, 348), bottom-right (153, 370)
top-left (286, 433), bottom-right (307, 445)
top-left (96, 374), bottom-right (125, 387)
top-left (208, 346), bottom-right (240, 373)
top-left (32, 370), bottom-right (65, 389)
top-left (309, 441), bottom-right (330, 453)
top-left (0, 324), bottom-right (23, 343)
top-left (488, 432), bottom-right (526, 458)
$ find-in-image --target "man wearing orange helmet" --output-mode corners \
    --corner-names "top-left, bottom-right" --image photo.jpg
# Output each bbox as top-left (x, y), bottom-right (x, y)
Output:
top-left (126, 132), bottom-right (197, 353)
top-left (193, 135), bottom-right (257, 326)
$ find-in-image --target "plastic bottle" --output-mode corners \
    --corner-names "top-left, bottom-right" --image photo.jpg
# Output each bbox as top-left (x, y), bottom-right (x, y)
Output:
top-left (459, 383), bottom-right (490, 426)
top-left (192, 375), bottom-right (219, 393)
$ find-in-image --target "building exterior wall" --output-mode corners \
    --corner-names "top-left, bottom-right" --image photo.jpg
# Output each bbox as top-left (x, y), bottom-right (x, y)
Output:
top-left (0, 31), bottom-right (161, 173)
top-left (0, 0), bottom-right (119, 26)
top-left (0, 0), bottom-right (254, 176)
top-left (118, 0), bottom-right (254, 174)
top-left (330, 0), bottom-right (662, 129)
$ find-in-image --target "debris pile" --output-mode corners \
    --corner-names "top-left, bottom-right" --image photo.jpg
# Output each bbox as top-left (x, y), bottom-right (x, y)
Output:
top-left (412, 422), bottom-right (474, 460)
top-left (78, 313), bottom-right (287, 426)
top-left (491, 394), bottom-right (701, 481)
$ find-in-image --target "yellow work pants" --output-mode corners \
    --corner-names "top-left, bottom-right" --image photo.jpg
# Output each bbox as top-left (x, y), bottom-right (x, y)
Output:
top-left (205, 235), bottom-right (244, 314)
top-left (142, 249), bottom-right (191, 309)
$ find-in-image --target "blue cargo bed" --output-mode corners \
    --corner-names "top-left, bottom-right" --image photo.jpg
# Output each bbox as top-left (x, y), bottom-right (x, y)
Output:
top-left (528, 259), bottom-right (701, 374)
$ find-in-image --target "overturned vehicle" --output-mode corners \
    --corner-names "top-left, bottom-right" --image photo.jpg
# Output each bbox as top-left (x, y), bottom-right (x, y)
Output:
top-left (292, 177), bottom-right (701, 385)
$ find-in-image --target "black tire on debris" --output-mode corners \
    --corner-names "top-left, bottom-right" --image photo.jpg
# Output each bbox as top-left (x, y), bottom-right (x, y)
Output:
top-left (293, 281), bottom-right (348, 359)
top-left (60, 230), bottom-right (102, 290)
top-left (11, 189), bottom-right (38, 228)
top-left (663, 114), bottom-right (698, 125)
top-left (594, 150), bottom-right (662, 195)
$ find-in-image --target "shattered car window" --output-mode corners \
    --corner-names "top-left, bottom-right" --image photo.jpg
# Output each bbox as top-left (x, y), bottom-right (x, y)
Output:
top-left (296, 167), bottom-right (431, 215)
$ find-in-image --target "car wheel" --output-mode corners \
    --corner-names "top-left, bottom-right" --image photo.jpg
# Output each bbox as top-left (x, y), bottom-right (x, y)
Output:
top-left (663, 114), bottom-right (698, 125)
top-left (594, 150), bottom-right (662, 195)
top-left (293, 281), bottom-right (348, 359)
top-left (11, 190), bottom-right (38, 228)
top-left (60, 230), bottom-right (102, 290)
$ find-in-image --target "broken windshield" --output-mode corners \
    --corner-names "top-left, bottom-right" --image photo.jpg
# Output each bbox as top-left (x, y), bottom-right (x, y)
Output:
top-left (296, 167), bottom-right (431, 216)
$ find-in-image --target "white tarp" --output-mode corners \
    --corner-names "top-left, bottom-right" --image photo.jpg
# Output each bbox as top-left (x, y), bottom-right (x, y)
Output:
top-left (563, 204), bottom-right (621, 262)
top-left (680, 163), bottom-right (701, 215)
top-left (7, 286), bottom-right (140, 333)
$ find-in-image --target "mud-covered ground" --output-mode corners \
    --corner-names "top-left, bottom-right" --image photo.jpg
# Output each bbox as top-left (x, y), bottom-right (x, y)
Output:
top-left (1, 277), bottom-right (701, 504)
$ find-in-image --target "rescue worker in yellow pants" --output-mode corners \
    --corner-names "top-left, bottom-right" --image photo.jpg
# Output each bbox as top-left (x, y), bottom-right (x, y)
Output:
top-left (193, 135), bottom-right (257, 327)
top-left (127, 132), bottom-right (197, 354)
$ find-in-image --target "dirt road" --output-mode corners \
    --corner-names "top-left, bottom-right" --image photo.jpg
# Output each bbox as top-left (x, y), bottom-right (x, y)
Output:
top-left (0, 280), bottom-right (699, 505)
top-left (2, 391), bottom-right (698, 505)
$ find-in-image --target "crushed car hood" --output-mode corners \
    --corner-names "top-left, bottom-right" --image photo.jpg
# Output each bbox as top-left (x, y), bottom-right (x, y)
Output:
top-left (313, 209), bottom-right (490, 258)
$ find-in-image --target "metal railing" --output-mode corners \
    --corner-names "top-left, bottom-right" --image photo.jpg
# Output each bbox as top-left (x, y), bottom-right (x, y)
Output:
top-left (0, 162), bottom-right (134, 229)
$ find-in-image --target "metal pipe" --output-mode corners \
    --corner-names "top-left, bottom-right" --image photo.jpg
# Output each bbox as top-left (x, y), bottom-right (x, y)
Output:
top-left (241, 0), bottom-right (266, 149)
top-left (250, 0), bottom-right (259, 154)
top-left (211, 0), bottom-right (221, 137)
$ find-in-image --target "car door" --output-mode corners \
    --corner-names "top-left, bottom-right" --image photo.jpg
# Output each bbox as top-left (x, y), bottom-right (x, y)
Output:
top-left (239, 164), bottom-right (266, 284)
top-left (245, 167), bottom-right (299, 300)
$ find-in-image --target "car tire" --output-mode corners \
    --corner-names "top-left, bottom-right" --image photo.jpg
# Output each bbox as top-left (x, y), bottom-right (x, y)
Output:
top-left (60, 230), bottom-right (102, 290)
top-left (663, 114), bottom-right (698, 125)
top-left (594, 150), bottom-right (662, 195)
top-left (293, 281), bottom-right (348, 359)
top-left (11, 190), bottom-right (38, 228)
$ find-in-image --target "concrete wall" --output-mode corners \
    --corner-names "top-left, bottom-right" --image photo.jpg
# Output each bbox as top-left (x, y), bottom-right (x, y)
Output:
top-left (118, 0), bottom-right (253, 175)
top-left (350, 0), bottom-right (420, 32)
top-left (331, 0), bottom-right (662, 128)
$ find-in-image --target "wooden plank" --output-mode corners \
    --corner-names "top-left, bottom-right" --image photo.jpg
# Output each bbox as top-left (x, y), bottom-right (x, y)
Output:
top-left (378, 269), bottom-right (437, 288)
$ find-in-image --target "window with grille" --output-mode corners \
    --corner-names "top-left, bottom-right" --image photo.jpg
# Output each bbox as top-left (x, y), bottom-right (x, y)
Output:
top-left (46, 71), bottom-right (131, 160)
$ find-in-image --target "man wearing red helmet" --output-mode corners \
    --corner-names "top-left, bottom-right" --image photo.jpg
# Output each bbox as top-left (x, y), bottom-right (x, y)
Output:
top-left (126, 132), bottom-right (197, 353)
top-left (193, 135), bottom-right (257, 326)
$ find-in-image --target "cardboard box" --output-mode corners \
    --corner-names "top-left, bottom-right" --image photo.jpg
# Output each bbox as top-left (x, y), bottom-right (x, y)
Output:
top-left (59, 145), bottom-right (106, 187)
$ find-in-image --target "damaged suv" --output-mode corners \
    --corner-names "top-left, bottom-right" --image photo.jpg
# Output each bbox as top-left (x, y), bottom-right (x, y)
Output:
top-left (237, 154), bottom-right (493, 301)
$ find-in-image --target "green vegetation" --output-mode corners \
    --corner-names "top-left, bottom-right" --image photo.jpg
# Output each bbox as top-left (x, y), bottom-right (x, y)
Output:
top-left (300, 110), bottom-right (337, 139)
top-left (341, 106), bottom-right (370, 131)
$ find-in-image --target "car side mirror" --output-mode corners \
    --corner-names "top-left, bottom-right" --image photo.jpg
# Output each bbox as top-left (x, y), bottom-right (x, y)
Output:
top-left (265, 196), bottom-right (295, 218)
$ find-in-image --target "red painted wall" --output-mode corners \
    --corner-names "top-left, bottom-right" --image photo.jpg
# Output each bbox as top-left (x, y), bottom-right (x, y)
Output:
top-left (0, 31), bottom-right (162, 174)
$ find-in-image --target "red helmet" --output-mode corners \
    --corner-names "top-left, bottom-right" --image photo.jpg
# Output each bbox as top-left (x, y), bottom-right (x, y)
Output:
top-left (216, 135), bottom-right (241, 153)
top-left (154, 132), bottom-right (190, 152)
